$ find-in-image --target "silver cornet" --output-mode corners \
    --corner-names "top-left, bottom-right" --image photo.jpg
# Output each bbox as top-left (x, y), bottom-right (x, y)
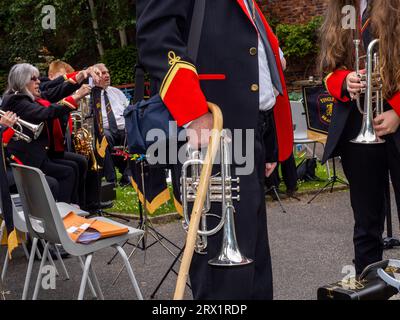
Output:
top-left (351, 39), bottom-right (385, 144)
top-left (181, 130), bottom-right (252, 267)
top-left (0, 110), bottom-right (44, 143)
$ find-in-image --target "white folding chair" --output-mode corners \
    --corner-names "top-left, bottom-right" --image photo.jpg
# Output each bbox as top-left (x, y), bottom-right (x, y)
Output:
top-left (290, 101), bottom-right (331, 178)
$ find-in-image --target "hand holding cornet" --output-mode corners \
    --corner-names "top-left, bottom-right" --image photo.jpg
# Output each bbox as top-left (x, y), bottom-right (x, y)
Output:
top-left (373, 110), bottom-right (400, 137)
top-left (347, 70), bottom-right (366, 100)
top-left (186, 112), bottom-right (213, 148)
top-left (0, 111), bottom-right (18, 128)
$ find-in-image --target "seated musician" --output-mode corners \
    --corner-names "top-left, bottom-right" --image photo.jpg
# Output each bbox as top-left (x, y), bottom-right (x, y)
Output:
top-left (41, 61), bottom-right (102, 208)
top-left (1, 63), bottom-right (91, 204)
top-left (93, 63), bottom-right (131, 186)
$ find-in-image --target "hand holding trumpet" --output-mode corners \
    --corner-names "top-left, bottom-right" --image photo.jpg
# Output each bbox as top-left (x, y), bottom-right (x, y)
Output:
top-left (0, 111), bottom-right (18, 128)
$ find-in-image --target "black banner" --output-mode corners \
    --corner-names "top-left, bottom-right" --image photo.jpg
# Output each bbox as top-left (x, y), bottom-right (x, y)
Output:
top-left (302, 85), bottom-right (336, 135)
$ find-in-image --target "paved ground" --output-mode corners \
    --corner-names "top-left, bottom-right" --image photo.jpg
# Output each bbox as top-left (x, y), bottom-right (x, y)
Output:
top-left (1, 185), bottom-right (400, 301)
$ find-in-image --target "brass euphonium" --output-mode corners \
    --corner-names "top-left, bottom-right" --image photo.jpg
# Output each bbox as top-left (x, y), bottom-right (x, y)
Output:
top-left (71, 95), bottom-right (100, 170)
top-left (0, 110), bottom-right (44, 143)
top-left (351, 39), bottom-right (385, 144)
top-left (175, 103), bottom-right (252, 300)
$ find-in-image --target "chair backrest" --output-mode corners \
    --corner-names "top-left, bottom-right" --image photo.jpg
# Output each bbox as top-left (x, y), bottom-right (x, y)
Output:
top-left (290, 101), bottom-right (308, 140)
top-left (11, 195), bottom-right (28, 233)
top-left (11, 164), bottom-right (70, 245)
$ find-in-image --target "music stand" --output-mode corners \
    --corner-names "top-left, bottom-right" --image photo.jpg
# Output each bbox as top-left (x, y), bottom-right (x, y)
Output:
top-left (265, 185), bottom-right (287, 213)
top-left (307, 157), bottom-right (348, 204)
top-left (110, 159), bottom-right (183, 285)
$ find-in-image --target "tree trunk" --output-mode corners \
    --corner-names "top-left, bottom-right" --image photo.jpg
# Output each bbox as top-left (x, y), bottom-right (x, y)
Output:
top-left (118, 27), bottom-right (128, 47)
top-left (88, 0), bottom-right (105, 57)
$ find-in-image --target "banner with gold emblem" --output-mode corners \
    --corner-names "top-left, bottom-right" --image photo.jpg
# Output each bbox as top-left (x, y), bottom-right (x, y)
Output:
top-left (302, 85), bottom-right (336, 135)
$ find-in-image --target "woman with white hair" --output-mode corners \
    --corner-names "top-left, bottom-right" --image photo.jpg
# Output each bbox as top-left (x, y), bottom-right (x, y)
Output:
top-left (1, 63), bottom-right (91, 203)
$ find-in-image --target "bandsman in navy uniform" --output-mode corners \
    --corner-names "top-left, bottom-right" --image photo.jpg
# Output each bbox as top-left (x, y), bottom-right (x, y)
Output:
top-left (320, 0), bottom-right (400, 276)
top-left (137, 0), bottom-right (293, 299)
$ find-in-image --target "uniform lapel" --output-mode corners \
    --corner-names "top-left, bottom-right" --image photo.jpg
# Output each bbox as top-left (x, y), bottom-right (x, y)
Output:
top-left (236, 0), bottom-right (257, 29)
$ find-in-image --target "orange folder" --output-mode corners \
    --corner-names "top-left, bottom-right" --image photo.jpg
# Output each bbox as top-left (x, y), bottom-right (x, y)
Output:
top-left (63, 212), bottom-right (128, 243)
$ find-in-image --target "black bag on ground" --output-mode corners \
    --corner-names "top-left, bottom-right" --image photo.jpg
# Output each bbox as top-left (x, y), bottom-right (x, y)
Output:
top-left (296, 157), bottom-right (318, 181)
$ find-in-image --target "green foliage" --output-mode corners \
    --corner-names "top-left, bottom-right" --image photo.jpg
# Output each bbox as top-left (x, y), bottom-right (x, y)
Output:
top-left (113, 185), bottom-right (177, 217)
top-left (0, 0), bottom-right (136, 74)
top-left (101, 45), bottom-right (137, 85)
top-left (276, 16), bottom-right (323, 59)
top-left (288, 92), bottom-right (303, 101)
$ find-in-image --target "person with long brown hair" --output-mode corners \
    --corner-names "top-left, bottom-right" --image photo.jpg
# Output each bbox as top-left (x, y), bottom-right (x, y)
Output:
top-left (319, 0), bottom-right (400, 276)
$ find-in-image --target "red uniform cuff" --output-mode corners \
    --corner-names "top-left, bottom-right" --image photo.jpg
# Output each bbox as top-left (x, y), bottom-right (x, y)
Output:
top-left (64, 71), bottom-right (79, 84)
top-left (388, 92), bottom-right (400, 117)
top-left (324, 70), bottom-right (352, 102)
top-left (160, 53), bottom-right (208, 126)
top-left (61, 96), bottom-right (78, 109)
top-left (3, 127), bottom-right (15, 145)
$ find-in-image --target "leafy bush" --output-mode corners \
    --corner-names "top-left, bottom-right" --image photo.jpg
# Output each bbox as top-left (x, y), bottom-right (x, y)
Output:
top-left (288, 92), bottom-right (303, 101)
top-left (276, 16), bottom-right (323, 59)
top-left (101, 45), bottom-right (137, 86)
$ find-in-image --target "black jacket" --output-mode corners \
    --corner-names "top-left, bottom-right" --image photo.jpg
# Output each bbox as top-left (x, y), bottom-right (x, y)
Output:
top-left (136, 0), bottom-right (293, 162)
top-left (40, 76), bottom-right (81, 103)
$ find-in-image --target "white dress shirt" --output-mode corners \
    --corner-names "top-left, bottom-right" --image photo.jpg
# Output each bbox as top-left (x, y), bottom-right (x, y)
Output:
top-left (100, 86), bottom-right (129, 130)
top-left (360, 0), bottom-right (368, 18)
top-left (244, 0), bottom-right (279, 112)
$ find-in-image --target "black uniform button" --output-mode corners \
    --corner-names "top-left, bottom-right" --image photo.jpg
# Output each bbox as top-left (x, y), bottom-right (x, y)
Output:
top-left (249, 47), bottom-right (257, 56)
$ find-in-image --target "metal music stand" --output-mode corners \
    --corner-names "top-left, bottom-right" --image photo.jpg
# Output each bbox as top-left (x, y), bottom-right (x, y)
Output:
top-left (110, 158), bottom-right (183, 285)
top-left (149, 244), bottom-right (191, 299)
top-left (265, 185), bottom-right (287, 213)
top-left (307, 157), bottom-right (348, 204)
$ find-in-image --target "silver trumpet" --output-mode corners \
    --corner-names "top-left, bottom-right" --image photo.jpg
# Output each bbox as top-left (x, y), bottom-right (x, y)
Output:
top-left (351, 39), bottom-right (385, 144)
top-left (0, 110), bottom-right (44, 143)
top-left (181, 130), bottom-right (253, 266)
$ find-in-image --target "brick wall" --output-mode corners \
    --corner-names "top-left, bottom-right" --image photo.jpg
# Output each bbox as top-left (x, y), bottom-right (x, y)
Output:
top-left (257, 0), bottom-right (328, 91)
top-left (258, 0), bottom-right (327, 24)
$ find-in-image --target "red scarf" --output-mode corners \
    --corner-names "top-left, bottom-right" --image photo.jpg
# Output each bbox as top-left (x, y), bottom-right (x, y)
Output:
top-left (35, 98), bottom-right (65, 152)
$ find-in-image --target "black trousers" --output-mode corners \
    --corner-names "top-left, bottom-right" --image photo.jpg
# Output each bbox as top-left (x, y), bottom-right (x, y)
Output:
top-left (7, 167), bottom-right (59, 200)
top-left (386, 136), bottom-right (400, 225)
top-left (52, 152), bottom-right (88, 207)
top-left (39, 158), bottom-right (75, 203)
top-left (265, 153), bottom-right (297, 191)
top-left (339, 139), bottom-right (400, 275)
top-left (103, 129), bottom-right (130, 183)
top-left (188, 112), bottom-right (273, 300)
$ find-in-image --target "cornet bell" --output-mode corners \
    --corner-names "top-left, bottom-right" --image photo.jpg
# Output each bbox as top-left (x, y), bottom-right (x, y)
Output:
top-left (208, 205), bottom-right (253, 266)
top-left (351, 39), bottom-right (385, 145)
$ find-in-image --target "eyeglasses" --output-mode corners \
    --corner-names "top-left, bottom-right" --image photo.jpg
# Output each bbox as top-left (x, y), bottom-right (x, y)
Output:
top-left (30, 76), bottom-right (39, 82)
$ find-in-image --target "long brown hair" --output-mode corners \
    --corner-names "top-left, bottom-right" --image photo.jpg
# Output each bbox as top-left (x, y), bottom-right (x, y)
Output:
top-left (319, 0), bottom-right (400, 99)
